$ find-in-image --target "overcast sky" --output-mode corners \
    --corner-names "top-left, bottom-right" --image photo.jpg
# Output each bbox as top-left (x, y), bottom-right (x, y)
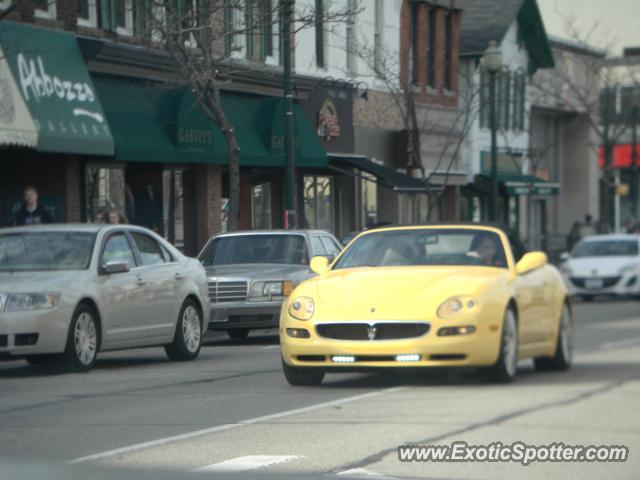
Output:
top-left (537, 0), bottom-right (640, 56)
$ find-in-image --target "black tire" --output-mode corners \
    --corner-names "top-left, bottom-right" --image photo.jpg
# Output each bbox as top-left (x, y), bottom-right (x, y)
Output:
top-left (63, 304), bottom-right (100, 373)
top-left (282, 359), bottom-right (325, 386)
top-left (165, 299), bottom-right (203, 361)
top-left (483, 308), bottom-right (518, 383)
top-left (534, 304), bottom-right (572, 371)
top-left (227, 329), bottom-right (250, 340)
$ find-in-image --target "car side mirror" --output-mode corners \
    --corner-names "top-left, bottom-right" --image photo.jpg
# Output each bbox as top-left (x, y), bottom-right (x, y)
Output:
top-left (310, 256), bottom-right (330, 275)
top-left (559, 252), bottom-right (570, 261)
top-left (516, 252), bottom-right (547, 275)
top-left (101, 260), bottom-right (130, 275)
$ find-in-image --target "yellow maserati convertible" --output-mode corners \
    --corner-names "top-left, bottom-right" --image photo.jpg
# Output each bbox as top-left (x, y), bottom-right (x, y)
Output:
top-left (280, 225), bottom-right (572, 385)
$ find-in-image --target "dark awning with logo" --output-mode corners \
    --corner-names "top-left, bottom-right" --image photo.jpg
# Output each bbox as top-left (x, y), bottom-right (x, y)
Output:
top-left (329, 155), bottom-right (426, 193)
top-left (0, 21), bottom-right (114, 155)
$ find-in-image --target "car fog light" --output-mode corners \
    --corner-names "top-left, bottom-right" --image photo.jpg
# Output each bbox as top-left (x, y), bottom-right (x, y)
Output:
top-left (395, 354), bottom-right (420, 362)
top-left (332, 355), bottom-right (355, 363)
top-left (286, 328), bottom-right (310, 339)
top-left (437, 326), bottom-right (477, 336)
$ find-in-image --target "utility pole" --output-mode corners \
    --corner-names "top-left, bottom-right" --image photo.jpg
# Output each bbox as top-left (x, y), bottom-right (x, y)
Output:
top-left (631, 104), bottom-right (639, 219)
top-left (483, 41), bottom-right (502, 223)
top-left (282, 0), bottom-right (296, 229)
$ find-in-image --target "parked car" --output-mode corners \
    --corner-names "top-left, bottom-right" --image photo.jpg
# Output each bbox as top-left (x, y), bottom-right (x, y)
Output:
top-left (560, 234), bottom-right (640, 300)
top-left (281, 224), bottom-right (572, 385)
top-left (0, 224), bottom-right (209, 371)
top-left (198, 230), bottom-right (341, 339)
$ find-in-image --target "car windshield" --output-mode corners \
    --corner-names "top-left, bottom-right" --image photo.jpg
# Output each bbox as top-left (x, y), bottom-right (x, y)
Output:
top-left (333, 229), bottom-right (508, 269)
top-left (0, 232), bottom-right (96, 271)
top-left (572, 240), bottom-right (639, 257)
top-left (200, 234), bottom-right (309, 266)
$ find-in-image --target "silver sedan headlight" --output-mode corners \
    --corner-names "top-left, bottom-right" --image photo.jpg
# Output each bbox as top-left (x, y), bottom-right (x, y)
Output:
top-left (618, 264), bottom-right (639, 275)
top-left (249, 281), bottom-right (294, 300)
top-left (2, 293), bottom-right (61, 312)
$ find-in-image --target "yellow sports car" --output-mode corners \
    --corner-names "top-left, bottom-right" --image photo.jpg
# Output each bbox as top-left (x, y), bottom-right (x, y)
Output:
top-left (280, 225), bottom-right (572, 385)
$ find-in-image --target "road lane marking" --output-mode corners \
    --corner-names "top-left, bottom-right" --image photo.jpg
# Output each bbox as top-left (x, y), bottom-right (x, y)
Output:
top-left (67, 386), bottom-right (405, 464)
top-left (194, 455), bottom-right (301, 472)
top-left (261, 345), bottom-right (281, 350)
top-left (599, 336), bottom-right (640, 350)
top-left (337, 467), bottom-right (399, 479)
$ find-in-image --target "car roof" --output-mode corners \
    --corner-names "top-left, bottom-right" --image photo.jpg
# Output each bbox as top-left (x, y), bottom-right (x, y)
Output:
top-left (581, 234), bottom-right (640, 242)
top-left (0, 223), bottom-right (157, 235)
top-left (363, 223), bottom-right (510, 235)
top-left (214, 229), bottom-right (333, 238)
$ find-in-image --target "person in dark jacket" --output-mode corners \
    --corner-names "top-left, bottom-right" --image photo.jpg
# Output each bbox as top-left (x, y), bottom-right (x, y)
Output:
top-left (14, 186), bottom-right (52, 226)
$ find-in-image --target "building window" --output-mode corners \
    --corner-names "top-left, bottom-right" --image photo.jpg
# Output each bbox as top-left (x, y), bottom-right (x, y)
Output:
top-left (304, 176), bottom-right (333, 232)
top-left (315, 0), bottom-right (325, 69)
top-left (511, 71), bottom-right (526, 131)
top-left (34, 0), bottom-right (56, 19)
top-left (115, 0), bottom-right (133, 35)
top-left (426, 7), bottom-right (436, 89)
top-left (345, 0), bottom-right (357, 74)
top-left (443, 12), bottom-right (453, 91)
top-left (409, 2), bottom-right (419, 85)
top-left (182, 0), bottom-right (201, 48)
top-left (373, 0), bottom-right (383, 76)
top-left (251, 182), bottom-right (272, 229)
top-left (77, 0), bottom-right (97, 28)
top-left (259, 0), bottom-right (273, 60)
top-left (224, 0), bottom-right (245, 56)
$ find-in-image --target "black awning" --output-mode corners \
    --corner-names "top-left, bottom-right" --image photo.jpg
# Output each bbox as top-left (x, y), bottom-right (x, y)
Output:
top-left (329, 155), bottom-right (426, 193)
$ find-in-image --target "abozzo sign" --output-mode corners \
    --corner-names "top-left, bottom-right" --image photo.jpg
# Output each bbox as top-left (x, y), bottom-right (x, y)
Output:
top-left (17, 53), bottom-right (103, 122)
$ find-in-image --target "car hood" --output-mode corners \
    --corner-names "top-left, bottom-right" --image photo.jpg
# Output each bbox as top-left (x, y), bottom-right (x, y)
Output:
top-left (0, 271), bottom-right (87, 293)
top-left (312, 266), bottom-right (508, 319)
top-left (566, 256), bottom-right (640, 277)
top-left (204, 263), bottom-right (311, 282)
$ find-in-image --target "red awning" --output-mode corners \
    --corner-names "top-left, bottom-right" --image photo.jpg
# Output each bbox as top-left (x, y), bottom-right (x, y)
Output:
top-left (598, 144), bottom-right (640, 168)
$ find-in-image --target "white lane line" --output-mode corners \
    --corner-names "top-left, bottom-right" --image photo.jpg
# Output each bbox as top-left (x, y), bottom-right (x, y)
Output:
top-left (337, 467), bottom-right (399, 479)
top-left (194, 455), bottom-right (301, 472)
top-left (261, 345), bottom-right (281, 350)
top-left (67, 386), bottom-right (405, 464)
top-left (599, 336), bottom-right (640, 350)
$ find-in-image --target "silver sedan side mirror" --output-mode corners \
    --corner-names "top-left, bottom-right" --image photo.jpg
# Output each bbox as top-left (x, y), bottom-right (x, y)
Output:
top-left (101, 260), bottom-right (130, 275)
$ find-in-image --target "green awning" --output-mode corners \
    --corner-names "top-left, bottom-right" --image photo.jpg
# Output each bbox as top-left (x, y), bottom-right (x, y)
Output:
top-left (501, 174), bottom-right (559, 196)
top-left (0, 21), bottom-right (114, 155)
top-left (91, 74), bottom-right (212, 164)
top-left (178, 93), bottom-right (328, 167)
top-left (329, 155), bottom-right (426, 193)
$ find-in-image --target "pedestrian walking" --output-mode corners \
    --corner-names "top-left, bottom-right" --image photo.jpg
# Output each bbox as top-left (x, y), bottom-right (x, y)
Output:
top-left (107, 209), bottom-right (128, 224)
top-left (566, 221), bottom-right (581, 251)
top-left (579, 214), bottom-right (596, 238)
top-left (13, 186), bottom-right (53, 225)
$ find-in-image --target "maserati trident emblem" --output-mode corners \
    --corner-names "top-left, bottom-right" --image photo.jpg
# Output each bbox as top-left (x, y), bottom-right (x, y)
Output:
top-left (367, 324), bottom-right (377, 341)
top-left (370, 307), bottom-right (376, 313)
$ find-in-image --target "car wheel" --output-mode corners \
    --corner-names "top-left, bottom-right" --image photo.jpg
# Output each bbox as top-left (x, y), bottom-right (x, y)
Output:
top-left (63, 304), bottom-right (99, 373)
top-left (484, 308), bottom-right (518, 383)
top-left (534, 304), bottom-right (572, 371)
top-left (227, 329), bottom-right (250, 340)
top-left (282, 358), bottom-right (325, 386)
top-left (165, 299), bottom-right (203, 361)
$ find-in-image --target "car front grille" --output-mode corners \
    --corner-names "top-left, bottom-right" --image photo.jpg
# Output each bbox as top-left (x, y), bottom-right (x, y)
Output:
top-left (569, 277), bottom-right (621, 288)
top-left (208, 280), bottom-right (248, 303)
top-left (316, 322), bottom-right (430, 341)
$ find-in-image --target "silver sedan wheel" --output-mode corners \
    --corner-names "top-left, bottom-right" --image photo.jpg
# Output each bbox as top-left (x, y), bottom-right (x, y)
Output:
top-left (559, 305), bottom-right (573, 363)
top-left (182, 306), bottom-right (201, 353)
top-left (74, 312), bottom-right (97, 366)
top-left (503, 310), bottom-right (518, 377)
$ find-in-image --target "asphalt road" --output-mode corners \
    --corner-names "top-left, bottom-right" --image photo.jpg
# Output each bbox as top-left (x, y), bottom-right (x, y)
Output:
top-left (1, 299), bottom-right (639, 479)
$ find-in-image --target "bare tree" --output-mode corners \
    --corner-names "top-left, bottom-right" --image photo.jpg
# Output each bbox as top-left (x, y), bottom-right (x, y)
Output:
top-left (345, 29), bottom-right (479, 222)
top-left (530, 16), bottom-right (635, 229)
top-left (137, 0), bottom-right (358, 230)
top-left (0, 0), bottom-right (20, 21)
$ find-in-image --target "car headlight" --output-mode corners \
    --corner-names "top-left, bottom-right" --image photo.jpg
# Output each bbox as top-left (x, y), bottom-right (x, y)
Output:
top-left (619, 264), bottom-right (639, 275)
top-left (288, 296), bottom-right (315, 320)
top-left (437, 296), bottom-right (479, 319)
top-left (3, 293), bottom-right (61, 312)
top-left (249, 281), bottom-right (294, 299)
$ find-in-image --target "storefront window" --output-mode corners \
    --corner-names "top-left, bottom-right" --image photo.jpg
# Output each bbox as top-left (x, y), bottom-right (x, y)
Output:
top-left (252, 182), bottom-right (272, 229)
top-left (85, 165), bottom-right (125, 223)
top-left (398, 194), bottom-right (428, 224)
top-left (304, 175), bottom-right (333, 232)
top-left (162, 170), bottom-right (185, 250)
top-left (361, 174), bottom-right (377, 229)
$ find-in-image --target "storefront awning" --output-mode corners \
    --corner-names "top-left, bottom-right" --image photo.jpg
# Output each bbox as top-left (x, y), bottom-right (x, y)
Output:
top-left (474, 174), bottom-right (559, 196)
top-left (0, 21), bottom-right (114, 155)
top-left (329, 155), bottom-right (427, 193)
top-left (0, 45), bottom-right (38, 148)
top-left (91, 74), bottom-right (212, 164)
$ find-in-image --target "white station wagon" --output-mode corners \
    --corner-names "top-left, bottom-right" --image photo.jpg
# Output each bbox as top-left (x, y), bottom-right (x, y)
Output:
top-left (0, 224), bottom-right (209, 371)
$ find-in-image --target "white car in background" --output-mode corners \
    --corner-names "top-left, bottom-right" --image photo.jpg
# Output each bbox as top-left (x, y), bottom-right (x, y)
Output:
top-left (0, 225), bottom-right (209, 371)
top-left (561, 234), bottom-right (640, 300)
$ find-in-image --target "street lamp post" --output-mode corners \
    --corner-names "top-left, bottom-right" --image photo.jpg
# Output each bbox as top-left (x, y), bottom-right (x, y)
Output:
top-left (483, 41), bottom-right (503, 223)
top-left (282, 0), bottom-right (296, 229)
top-left (631, 104), bottom-right (639, 219)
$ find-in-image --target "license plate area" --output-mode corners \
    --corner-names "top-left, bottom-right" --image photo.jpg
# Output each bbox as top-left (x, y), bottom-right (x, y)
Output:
top-left (585, 278), bottom-right (603, 289)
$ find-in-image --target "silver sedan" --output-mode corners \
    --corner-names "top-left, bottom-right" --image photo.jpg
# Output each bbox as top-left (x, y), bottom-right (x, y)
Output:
top-left (0, 224), bottom-right (209, 372)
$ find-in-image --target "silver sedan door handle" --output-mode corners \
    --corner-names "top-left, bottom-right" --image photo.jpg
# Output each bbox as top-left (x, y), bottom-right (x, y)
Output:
top-left (175, 272), bottom-right (185, 281)
top-left (136, 276), bottom-right (147, 286)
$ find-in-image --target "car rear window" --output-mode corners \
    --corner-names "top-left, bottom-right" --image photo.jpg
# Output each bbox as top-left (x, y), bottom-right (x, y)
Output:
top-left (0, 232), bottom-right (96, 271)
